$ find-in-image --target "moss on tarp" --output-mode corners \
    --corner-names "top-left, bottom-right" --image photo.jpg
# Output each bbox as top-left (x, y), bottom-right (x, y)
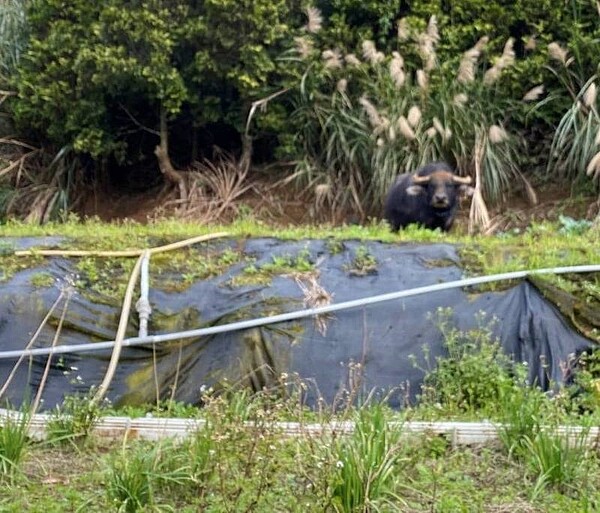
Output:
top-left (529, 275), bottom-right (600, 342)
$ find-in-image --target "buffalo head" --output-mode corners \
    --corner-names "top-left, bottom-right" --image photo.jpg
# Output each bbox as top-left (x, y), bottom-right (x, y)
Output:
top-left (407, 167), bottom-right (473, 210)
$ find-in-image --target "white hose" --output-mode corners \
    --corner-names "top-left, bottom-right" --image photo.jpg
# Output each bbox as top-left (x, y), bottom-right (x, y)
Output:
top-left (0, 264), bottom-right (598, 360)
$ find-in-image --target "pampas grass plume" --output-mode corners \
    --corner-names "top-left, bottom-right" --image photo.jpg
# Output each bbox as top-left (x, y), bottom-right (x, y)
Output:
top-left (294, 37), bottom-right (313, 60)
top-left (583, 82), bottom-right (597, 108)
top-left (407, 106), bottom-right (422, 127)
top-left (453, 93), bottom-right (468, 106)
top-left (359, 96), bottom-right (384, 130)
top-left (305, 6), bottom-right (322, 33)
top-left (322, 49), bottom-right (342, 69)
top-left (345, 53), bottom-right (361, 67)
top-left (523, 85), bottom-right (544, 101)
top-left (416, 69), bottom-right (428, 90)
top-left (489, 125), bottom-right (509, 144)
top-left (397, 18), bottom-right (410, 41)
top-left (586, 151), bottom-right (600, 179)
top-left (397, 116), bottom-right (416, 140)
top-left (548, 42), bottom-right (568, 65)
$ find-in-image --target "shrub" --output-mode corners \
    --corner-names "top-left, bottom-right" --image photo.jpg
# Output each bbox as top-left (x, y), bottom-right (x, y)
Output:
top-left (417, 309), bottom-right (517, 416)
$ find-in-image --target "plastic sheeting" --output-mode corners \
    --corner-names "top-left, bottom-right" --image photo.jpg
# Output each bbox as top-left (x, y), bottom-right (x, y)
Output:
top-left (0, 238), bottom-right (595, 410)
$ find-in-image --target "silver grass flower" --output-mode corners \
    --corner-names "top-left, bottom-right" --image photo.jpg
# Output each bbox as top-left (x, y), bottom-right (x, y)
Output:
top-left (359, 96), bottom-right (384, 130)
top-left (523, 85), bottom-right (545, 101)
top-left (489, 125), bottom-right (509, 144)
top-left (524, 36), bottom-right (537, 51)
top-left (294, 37), bottom-right (313, 60)
top-left (457, 36), bottom-right (488, 84)
top-left (336, 78), bottom-right (348, 93)
top-left (322, 49), bottom-right (342, 69)
top-left (416, 69), bottom-right (428, 90)
top-left (376, 137), bottom-right (385, 147)
top-left (433, 117), bottom-right (444, 135)
top-left (595, 128), bottom-right (600, 146)
top-left (407, 106), bottom-right (422, 127)
top-left (583, 82), bottom-right (597, 108)
top-left (453, 93), bottom-right (468, 106)
top-left (304, 6), bottom-right (322, 33)
top-left (344, 53), bottom-right (361, 67)
top-left (387, 124), bottom-right (396, 142)
top-left (397, 116), bottom-right (416, 140)
top-left (425, 126), bottom-right (437, 138)
top-left (548, 42), bottom-right (568, 65)
top-left (483, 66), bottom-right (501, 85)
top-left (483, 38), bottom-right (515, 85)
top-left (390, 52), bottom-right (406, 87)
top-left (397, 18), bottom-right (410, 41)
top-left (427, 15), bottom-right (440, 43)
top-left (417, 33), bottom-right (436, 71)
top-left (362, 40), bottom-right (384, 65)
top-left (474, 35), bottom-right (490, 52)
top-left (586, 151), bottom-right (600, 179)
top-left (433, 117), bottom-right (451, 141)
top-left (498, 38), bottom-right (515, 68)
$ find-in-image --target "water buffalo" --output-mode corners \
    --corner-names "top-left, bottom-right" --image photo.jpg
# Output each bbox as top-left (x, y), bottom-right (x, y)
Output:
top-left (383, 162), bottom-right (473, 232)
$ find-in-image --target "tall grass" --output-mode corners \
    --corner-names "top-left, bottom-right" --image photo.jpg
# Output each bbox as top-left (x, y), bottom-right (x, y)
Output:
top-left (106, 440), bottom-right (190, 512)
top-left (329, 404), bottom-right (406, 512)
top-left (290, 13), bottom-right (528, 220)
top-left (0, 0), bottom-right (27, 82)
top-left (0, 410), bottom-right (29, 482)
top-left (544, 6), bottom-right (600, 189)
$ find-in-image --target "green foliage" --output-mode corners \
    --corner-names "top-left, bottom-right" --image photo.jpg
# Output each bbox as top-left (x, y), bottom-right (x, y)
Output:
top-left (417, 309), bottom-right (517, 416)
top-left (46, 390), bottom-right (104, 444)
top-left (558, 214), bottom-right (592, 235)
top-left (11, 0), bottom-right (297, 166)
top-left (523, 426), bottom-right (591, 493)
top-left (106, 440), bottom-right (190, 512)
top-left (344, 244), bottom-right (377, 275)
top-left (0, 409), bottom-right (29, 482)
top-left (329, 404), bottom-right (405, 512)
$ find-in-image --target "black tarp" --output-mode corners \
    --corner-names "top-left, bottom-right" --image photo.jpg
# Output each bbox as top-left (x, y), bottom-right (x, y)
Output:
top-left (0, 238), bottom-right (595, 410)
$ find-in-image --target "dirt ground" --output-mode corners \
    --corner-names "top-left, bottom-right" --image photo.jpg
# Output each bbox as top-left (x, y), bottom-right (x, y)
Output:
top-left (78, 174), bottom-right (599, 233)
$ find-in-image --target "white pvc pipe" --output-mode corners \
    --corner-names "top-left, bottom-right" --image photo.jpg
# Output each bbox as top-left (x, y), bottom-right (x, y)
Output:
top-left (0, 408), bottom-right (595, 446)
top-left (136, 250), bottom-right (152, 338)
top-left (0, 264), bottom-right (599, 360)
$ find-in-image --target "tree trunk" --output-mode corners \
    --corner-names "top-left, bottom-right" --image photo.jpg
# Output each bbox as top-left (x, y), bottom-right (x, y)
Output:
top-left (238, 133), bottom-right (253, 175)
top-left (154, 107), bottom-right (187, 202)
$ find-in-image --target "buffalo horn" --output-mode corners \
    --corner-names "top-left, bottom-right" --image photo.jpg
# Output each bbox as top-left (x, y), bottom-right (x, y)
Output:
top-left (412, 174), bottom-right (431, 184)
top-left (452, 175), bottom-right (472, 185)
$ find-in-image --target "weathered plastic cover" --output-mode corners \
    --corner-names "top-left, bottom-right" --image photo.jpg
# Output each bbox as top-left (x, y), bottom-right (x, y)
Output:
top-left (0, 237), bottom-right (595, 410)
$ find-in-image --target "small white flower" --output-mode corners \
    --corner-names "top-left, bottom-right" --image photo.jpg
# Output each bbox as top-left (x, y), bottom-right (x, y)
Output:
top-left (336, 460), bottom-right (344, 468)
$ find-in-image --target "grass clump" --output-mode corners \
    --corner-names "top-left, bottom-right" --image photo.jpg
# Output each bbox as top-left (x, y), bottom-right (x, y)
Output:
top-left (46, 390), bottom-right (105, 445)
top-left (230, 248), bottom-right (315, 286)
top-left (344, 245), bottom-right (378, 276)
top-left (329, 404), bottom-right (406, 512)
top-left (0, 409), bottom-right (29, 483)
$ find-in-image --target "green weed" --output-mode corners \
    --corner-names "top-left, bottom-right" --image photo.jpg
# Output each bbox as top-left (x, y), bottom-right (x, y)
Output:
top-left (46, 390), bottom-right (105, 445)
top-left (0, 409), bottom-right (29, 482)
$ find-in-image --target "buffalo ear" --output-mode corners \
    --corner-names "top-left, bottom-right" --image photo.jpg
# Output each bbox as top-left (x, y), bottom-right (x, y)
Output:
top-left (459, 185), bottom-right (475, 197)
top-left (406, 185), bottom-right (425, 196)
